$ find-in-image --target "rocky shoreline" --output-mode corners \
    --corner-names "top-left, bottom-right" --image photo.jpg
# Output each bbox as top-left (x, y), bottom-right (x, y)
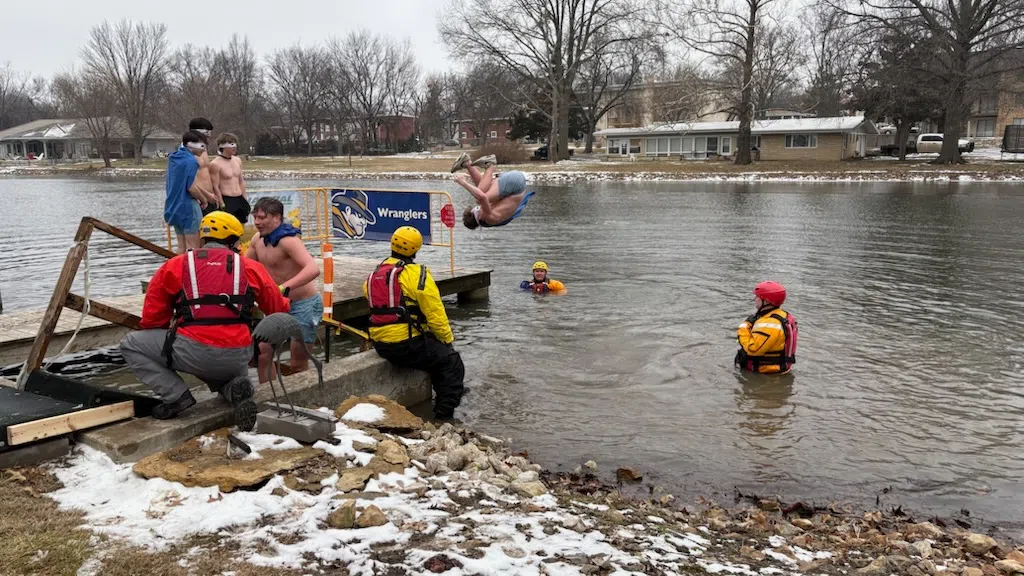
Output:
top-left (11, 395), bottom-right (1018, 575)
top-left (3, 163), bottom-right (1024, 183)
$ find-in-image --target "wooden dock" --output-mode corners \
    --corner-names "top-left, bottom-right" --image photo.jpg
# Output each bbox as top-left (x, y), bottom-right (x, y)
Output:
top-left (0, 256), bottom-right (490, 368)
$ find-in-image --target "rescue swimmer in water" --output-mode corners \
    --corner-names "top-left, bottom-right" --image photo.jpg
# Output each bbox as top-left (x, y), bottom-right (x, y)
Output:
top-left (735, 281), bottom-right (798, 374)
top-left (519, 261), bottom-right (566, 294)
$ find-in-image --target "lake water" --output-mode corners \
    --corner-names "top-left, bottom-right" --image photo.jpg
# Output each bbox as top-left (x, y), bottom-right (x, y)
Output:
top-left (1, 175), bottom-right (1022, 534)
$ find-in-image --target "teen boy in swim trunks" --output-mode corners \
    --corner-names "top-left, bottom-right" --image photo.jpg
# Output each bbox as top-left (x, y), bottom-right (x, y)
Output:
top-left (165, 130), bottom-right (211, 253)
top-left (210, 132), bottom-right (250, 225)
top-left (245, 198), bottom-right (322, 380)
top-left (452, 152), bottom-right (535, 229)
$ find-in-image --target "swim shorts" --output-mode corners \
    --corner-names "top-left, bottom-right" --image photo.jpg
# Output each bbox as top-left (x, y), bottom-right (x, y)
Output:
top-left (497, 171), bottom-right (527, 199)
top-left (222, 195), bottom-right (252, 225)
top-left (173, 200), bottom-right (202, 236)
top-left (288, 294), bottom-right (322, 343)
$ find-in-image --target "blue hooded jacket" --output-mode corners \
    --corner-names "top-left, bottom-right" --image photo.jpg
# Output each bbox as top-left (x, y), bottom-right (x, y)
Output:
top-left (164, 146), bottom-right (199, 228)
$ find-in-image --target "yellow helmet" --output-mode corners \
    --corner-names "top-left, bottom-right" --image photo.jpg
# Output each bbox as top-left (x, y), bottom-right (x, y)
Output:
top-left (532, 261), bottom-right (548, 271)
top-left (391, 226), bottom-right (423, 257)
top-left (200, 211), bottom-right (244, 242)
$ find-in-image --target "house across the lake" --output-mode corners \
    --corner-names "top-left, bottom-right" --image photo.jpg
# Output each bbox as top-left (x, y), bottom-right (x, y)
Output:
top-left (594, 116), bottom-right (879, 161)
top-left (0, 118), bottom-right (178, 160)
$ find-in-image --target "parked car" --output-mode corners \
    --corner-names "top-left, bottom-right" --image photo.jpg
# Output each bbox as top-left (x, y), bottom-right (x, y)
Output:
top-left (916, 133), bottom-right (975, 154)
top-left (533, 145), bottom-right (575, 160)
top-left (443, 139), bottom-right (460, 147)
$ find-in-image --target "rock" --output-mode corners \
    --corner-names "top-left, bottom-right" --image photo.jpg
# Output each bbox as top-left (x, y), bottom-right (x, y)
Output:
top-left (375, 440), bottom-right (410, 467)
top-left (908, 566), bottom-right (929, 576)
top-left (856, 556), bottom-right (891, 576)
top-left (132, 430), bottom-right (322, 492)
top-left (355, 504), bottom-right (388, 528)
top-left (335, 395), bottom-right (424, 432)
top-left (1008, 552), bottom-right (1024, 565)
top-left (995, 560), bottom-right (1024, 575)
top-left (336, 467), bottom-right (374, 492)
top-left (708, 518), bottom-right (729, 532)
top-left (477, 434), bottom-right (504, 451)
top-left (516, 470), bottom-right (539, 483)
top-left (328, 500), bottom-right (357, 529)
top-left (502, 546), bottom-right (527, 559)
top-left (562, 515), bottom-right (585, 531)
top-left (352, 441), bottom-right (377, 453)
top-left (887, 555), bottom-right (914, 570)
top-left (740, 546), bottom-right (767, 562)
top-left (966, 534), bottom-right (999, 556)
top-left (918, 560), bottom-right (938, 575)
top-left (511, 480), bottom-right (548, 498)
top-left (775, 521), bottom-right (804, 537)
top-left (907, 522), bottom-right (947, 541)
top-left (964, 568), bottom-right (985, 576)
top-left (584, 460), bottom-right (598, 471)
top-left (913, 541), bottom-right (934, 559)
top-left (425, 454), bottom-right (450, 475)
top-left (760, 499), bottom-right (781, 512)
top-left (616, 467), bottom-right (643, 483)
top-left (423, 554), bottom-right (462, 573)
top-left (792, 518), bottom-right (814, 530)
top-left (334, 491), bottom-right (387, 500)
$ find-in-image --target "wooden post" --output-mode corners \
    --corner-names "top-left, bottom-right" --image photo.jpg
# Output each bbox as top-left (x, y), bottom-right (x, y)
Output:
top-left (64, 293), bottom-right (142, 330)
top-left (84, 217), bottom-right (176, 259)
top-left (20, 242), bottom-right (88, 387)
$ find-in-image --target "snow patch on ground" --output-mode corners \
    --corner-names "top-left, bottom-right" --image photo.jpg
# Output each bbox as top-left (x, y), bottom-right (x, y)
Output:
top-left (341, 403), bottom-right (385, 423)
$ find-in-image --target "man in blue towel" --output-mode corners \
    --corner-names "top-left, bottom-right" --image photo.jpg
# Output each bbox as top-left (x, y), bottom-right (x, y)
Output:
top-left (165, 130), bottom-right (213, 253)
top-left (452, 152), bottom-right (534, 229)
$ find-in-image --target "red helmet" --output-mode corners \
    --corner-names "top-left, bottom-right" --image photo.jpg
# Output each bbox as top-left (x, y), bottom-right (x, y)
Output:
top-left (753, 281), bottom-right (786, 306)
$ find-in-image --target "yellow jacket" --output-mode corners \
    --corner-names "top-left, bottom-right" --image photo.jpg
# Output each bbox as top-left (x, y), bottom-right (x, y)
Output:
top-left (736, 308), bottom-right (793, 374)
top-left (362, 257), bottom-right (454, 344)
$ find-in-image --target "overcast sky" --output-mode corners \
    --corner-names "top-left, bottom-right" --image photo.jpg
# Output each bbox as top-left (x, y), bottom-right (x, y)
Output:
top-left (2, 0), bottom-right (455, 78)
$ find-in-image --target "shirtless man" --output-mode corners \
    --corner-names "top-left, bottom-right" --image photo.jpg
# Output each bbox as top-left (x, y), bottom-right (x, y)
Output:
top-left (188, 118), bottom-right (219, 214)
top-left (210, 132), bottom-right (249, 225)
top-left (245, 197), bottom-right (322, 379)
top-left (451, 152), bottom-right (535, 229)
top-left (165, 130), bottom-right (211, 253)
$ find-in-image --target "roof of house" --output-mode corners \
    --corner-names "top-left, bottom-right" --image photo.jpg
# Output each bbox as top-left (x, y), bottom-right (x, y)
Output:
top-left (595, 116), bottom-right (877, 137)
top-left (0, 118), bottom-right (178, 141)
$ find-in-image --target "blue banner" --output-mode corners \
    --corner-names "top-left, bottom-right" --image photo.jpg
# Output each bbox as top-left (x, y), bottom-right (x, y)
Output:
top-left (330, 189), bottom-right (432, 244)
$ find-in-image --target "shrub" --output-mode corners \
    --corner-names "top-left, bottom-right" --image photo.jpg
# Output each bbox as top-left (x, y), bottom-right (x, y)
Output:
top-left (474, 140), bottom-right (529, 165)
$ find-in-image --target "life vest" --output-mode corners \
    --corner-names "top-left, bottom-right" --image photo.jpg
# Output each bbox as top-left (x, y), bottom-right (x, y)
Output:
top-left (736, 310), bottom-right (798, 373)
top-left (163, 248), bottom-right (255, 367)
top-left (173, 248), bottom-right (254, 327)
top-left (366, 259), bottom-right (427, 339)
top-left (530, 280), bottom-right (550, 294)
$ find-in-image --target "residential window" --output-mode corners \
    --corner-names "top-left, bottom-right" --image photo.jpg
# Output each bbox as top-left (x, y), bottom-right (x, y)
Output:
top-left (460, 132), bottom-right (467, 139)
top-left (707, 137), bottom-right (719, 155)
top-left (505, 130), bottom-right (511, 137)
top-left (681, 137), bottom-right (693, 158)
top-left (752, 135), bottom-right (761, 149)
top-left (490, 131), bottom-right (498, 138)
top-left (785, 134), bottom-right (817, 148)
top-left (669, 137), bottom-right (681, 154)
top-left (973, 93), bottom-right (997, 115)
top-left (1014, 118), bottom-right (1024, 126)
top-left (974, 119), bottom-right (995, 137)
top-left (695, 137), bottom-right (708, 158)
top-left (721, 137), bottom-right (731, 155)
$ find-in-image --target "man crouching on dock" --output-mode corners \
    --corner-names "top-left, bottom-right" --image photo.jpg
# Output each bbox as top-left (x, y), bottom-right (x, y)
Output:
top-left (119, 212), bottom-right (290, 430)
top-left (245, 197), bottom-right (322, 382)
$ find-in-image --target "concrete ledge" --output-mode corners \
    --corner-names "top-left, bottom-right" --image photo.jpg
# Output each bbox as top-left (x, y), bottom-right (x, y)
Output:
top-left (76, 351), bottom-right (431, 463)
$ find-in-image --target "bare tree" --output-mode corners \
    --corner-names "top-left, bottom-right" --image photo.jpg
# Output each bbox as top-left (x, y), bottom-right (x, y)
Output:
top-left (336, 30), bottom-right (393, 152)
top-left (382, 38), bottom-right (419, 150)
top-left (752, 23), bottom-right (804, 116)
top-left (216, 36), bottom-right (265, 148)
top-left (52, 71), bottom-right (117, 167)
top-left (646, 64), bottom-right (716, 122)
top-left (419, 73), bottom-right (461, 144)
top-left (575, 37), bottom-right (647, 152)
top-left (163, 45), bottom-right (235, 132)
top-left (266, 44), bottom-right (331, 155)
top-left (441, 0), bottom-right (652, 162)
top-left (82, 20), bottom-right (169, 164)
top-left (663, 0), bottom-right (782, 164)
top-left (451, 65), bottom-right (518, 146)
top-left (0, 62), bottom-right (28, 130)
top-left (830, 0), bottom-right (1024, 163)
top-left (802, 7), bottom-right (860, 116)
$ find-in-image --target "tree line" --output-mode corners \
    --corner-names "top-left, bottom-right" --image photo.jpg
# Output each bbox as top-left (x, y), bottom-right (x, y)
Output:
top-left (2, 0), bottom-right (1023, 166)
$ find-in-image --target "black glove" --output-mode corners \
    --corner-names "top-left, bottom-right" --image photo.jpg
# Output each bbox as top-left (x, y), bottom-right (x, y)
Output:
top-left (745, 314), bottom-right (758, 325)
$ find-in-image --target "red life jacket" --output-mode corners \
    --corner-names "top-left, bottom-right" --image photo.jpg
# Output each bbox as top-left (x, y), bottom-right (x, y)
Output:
top-left (173, 248), bottom-right (254, 327)
top-left (737, 310), bottom-right (798, 373)
top-left (365, 259), bottom-right (427, 337)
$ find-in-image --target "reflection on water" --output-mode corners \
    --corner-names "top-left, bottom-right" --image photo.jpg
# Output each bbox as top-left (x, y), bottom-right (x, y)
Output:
top-left (1, 176), bottom-right (1023, 533)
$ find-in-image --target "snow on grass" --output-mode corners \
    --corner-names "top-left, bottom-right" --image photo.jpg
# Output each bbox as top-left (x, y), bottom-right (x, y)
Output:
top-left (340, 403), bottom-right (385, 423)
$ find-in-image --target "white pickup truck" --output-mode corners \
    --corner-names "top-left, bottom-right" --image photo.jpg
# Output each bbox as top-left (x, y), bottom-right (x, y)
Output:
top-left (916, 133), bottom-right (975, 154)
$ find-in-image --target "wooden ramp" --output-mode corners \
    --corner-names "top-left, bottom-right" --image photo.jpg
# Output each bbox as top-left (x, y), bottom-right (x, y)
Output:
top-left (0, 256), bottom-right (490, 368)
